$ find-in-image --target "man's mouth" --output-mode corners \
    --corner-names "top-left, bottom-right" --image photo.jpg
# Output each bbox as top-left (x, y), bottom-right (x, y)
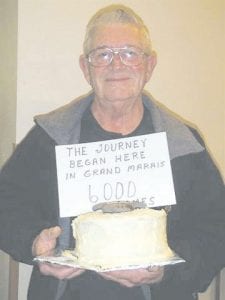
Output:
top-left (106, 77), bottom-right (130, 82)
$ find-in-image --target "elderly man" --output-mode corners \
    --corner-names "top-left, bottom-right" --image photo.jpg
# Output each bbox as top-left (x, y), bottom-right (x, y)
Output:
top-left (0, 4), bottom-right (224, 300)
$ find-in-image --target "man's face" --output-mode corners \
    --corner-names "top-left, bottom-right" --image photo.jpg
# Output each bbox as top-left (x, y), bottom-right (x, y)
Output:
top-left (80, 24), bottom-right (156, 105)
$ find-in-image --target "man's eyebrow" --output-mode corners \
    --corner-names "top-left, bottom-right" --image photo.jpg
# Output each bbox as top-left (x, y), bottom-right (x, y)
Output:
top-left (90, 44), bottom-right (140, 51)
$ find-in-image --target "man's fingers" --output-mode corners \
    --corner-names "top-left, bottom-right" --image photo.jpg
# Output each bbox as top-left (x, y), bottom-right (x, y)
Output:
top-left (99, 267), bottom-right (164, 287)
top-left (32, 226), bottom-right (62, 256)
top-left (46, 226), bottom-right (62, 240)
top-left (38, 263), bottom-right (85, 280)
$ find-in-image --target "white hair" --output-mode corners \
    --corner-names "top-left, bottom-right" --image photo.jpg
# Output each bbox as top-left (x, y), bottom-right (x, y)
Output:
top-left (83, 4), bottom-right (152, 55)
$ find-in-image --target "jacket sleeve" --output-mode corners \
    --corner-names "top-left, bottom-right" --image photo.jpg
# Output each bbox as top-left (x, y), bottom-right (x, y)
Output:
top-left (158, 129), bottom-right (225, 295)
top-left (0, 126), bottom-right (59, 264)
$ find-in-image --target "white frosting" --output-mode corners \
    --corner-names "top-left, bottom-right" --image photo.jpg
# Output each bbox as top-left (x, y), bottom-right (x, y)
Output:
top-left (71, 208), bottom-right (174, 269)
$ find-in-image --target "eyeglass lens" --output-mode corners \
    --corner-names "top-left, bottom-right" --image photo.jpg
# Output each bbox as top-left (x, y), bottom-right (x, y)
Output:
top-left (88, 47), bottom-right (145, 66)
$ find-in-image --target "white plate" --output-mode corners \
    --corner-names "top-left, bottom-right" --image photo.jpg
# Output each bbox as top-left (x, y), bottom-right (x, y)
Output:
top-left (34, 252), bottom-right (184, 272)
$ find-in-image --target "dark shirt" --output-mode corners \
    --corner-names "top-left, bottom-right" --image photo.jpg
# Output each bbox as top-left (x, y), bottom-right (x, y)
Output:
top-left (65, 105), bottom-right (154, 300)
top-left (79, 105), bottom-right (154, 143)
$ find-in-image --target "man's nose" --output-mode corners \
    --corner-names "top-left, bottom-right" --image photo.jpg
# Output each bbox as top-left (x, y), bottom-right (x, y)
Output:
top-left (111, 53), bottom-right (125, 68)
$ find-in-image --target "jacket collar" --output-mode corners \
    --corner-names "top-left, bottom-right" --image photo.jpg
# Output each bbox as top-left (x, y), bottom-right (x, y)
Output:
top-left (34, 92), bottom-right (204, 160)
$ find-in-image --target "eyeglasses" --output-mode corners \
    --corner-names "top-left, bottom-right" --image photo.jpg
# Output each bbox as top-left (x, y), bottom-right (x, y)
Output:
top-left (87, 46), bottom-right (148, 67)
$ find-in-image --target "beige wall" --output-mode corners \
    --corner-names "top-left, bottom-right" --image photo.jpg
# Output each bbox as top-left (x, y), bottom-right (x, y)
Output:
top-left (0, 0), bottom-right (17, 165)
top-left (0, 1), bottom-right (224, 299)
top-left (0, 0), bottom-right (18, 299)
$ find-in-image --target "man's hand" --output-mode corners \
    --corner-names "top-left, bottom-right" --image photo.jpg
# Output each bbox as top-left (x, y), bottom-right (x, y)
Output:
top-left (32, 226), bottom-right (85, 279)
top-left (32, 226), bottom-right (62, 257)
top-left (37, 262), bottom-right (85, 280)
top-left (99, 266), bottom-right (164, 287)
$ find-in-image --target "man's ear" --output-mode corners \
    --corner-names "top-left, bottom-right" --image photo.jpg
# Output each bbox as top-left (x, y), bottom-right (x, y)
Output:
top-left (79, 54), bottom-right (91, 85)
top-left (145, 51), bottom-right (157, 83)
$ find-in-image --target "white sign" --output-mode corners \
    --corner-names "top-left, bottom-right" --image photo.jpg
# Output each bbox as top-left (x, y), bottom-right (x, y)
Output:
top-left (55, 132), bottom-right (176, 217)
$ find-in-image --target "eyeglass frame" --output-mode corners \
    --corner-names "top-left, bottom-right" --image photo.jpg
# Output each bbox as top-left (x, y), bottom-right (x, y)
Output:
top-left (86, 45), bottom-right (149, 67)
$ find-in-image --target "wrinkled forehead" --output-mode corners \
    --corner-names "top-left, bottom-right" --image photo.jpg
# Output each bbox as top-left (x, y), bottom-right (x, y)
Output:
top-left (89, 23), bottom-right (147, 51)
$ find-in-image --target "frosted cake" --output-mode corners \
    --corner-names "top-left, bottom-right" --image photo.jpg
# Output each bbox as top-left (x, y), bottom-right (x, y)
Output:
top-left (70, 208), bottom-right (174, 269)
